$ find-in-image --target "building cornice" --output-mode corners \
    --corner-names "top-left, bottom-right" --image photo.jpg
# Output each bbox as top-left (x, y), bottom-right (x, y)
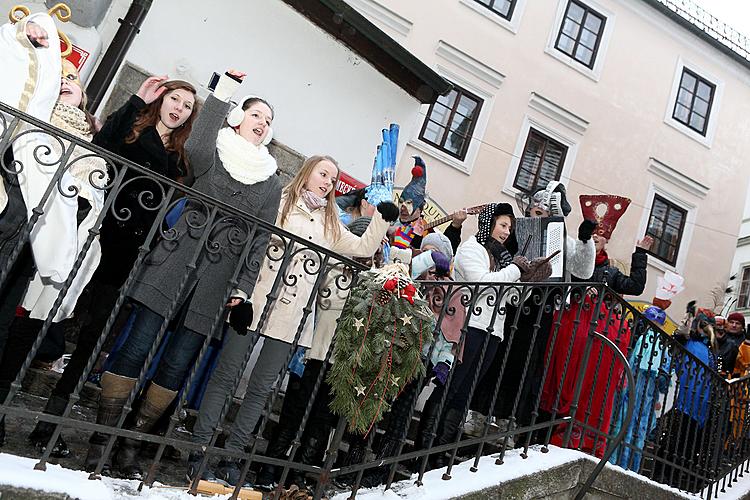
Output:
top-left (345, 0), bottom-right (412, 37)
top-left (528, 93), bottom-right (589, 135)
top-left (647, 157), bottom-right (710, 199)
top-left (435, 40), bottom-right (505, 89)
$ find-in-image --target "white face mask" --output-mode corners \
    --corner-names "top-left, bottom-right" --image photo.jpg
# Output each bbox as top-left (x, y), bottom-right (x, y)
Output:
top-left (411, 250), bottom-right (434, 279)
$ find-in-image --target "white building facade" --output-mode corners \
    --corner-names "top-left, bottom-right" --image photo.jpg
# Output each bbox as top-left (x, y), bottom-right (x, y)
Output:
top-left (349, 0), bottom-right (750, 315)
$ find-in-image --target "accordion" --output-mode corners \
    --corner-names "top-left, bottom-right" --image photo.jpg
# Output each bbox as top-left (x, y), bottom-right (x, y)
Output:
top-left (515, 216), bottom-right (566, 281)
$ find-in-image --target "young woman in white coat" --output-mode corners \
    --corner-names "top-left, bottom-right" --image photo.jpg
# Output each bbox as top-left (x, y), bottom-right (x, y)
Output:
top-left (189, 155), bottom-right (399, 485)
top-left (427, 203), bottom-right (536, 468)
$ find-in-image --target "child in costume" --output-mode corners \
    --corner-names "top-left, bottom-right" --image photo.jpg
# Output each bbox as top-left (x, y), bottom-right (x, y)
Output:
top-left (389, 156), bottom-right (428, 261)
top-left (540, 194), bottom-right (649, 458)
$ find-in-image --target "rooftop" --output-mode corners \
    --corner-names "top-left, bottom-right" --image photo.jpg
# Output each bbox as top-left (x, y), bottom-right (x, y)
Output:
top-left (643, 0), bottom-right (750, 69)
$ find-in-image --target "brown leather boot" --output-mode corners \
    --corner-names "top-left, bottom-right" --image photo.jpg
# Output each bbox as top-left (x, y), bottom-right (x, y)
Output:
top-left (115, 382), bottom-right (176, 479)
top-left (85, 372), bottom-right (136, 474)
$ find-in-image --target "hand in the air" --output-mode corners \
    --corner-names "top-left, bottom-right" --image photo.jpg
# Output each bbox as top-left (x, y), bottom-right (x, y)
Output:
top-left (26, 22), bottom-right (49, 48)
top-left (137, 75), bottom-right (169, 104)
top-left (451, 209), bottom-right (467, 228)
top-left (636, 235), bottom-right (654, 251)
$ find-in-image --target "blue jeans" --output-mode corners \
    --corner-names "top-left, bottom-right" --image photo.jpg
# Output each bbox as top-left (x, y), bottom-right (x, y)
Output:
top-left (108, 304), bottom-right (204, 391)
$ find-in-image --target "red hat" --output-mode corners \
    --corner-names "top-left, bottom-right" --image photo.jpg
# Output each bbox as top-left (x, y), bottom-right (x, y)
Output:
top-left (728, 312), bottom-right (746, 328)
top-left (579, 195), bottom-right (631, 240)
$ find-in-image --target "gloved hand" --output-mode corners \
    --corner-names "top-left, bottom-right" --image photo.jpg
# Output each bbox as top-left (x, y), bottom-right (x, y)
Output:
top-left (431, 251), bottom-right (451, 277)
top-left (512, 255), bottom-right (532, 274)
top-left (229, 301), bottom-right (253, 335)
top-left (432, 361), bottom-right (450, 385)
top-left (578, 219), bottom-right (597, 242)
top-left (377, 201), bottom-right (399, 223)
top-left (520, 257), bottom-right (553, 282)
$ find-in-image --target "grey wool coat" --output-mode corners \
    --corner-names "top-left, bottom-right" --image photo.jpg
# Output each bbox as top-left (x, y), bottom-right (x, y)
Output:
top-left (127, 95), bottom-right (282, 335)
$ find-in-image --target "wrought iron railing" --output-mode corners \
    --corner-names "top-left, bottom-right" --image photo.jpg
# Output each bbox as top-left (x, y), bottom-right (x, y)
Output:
top-left (1, 101), bottom-right (749, 500)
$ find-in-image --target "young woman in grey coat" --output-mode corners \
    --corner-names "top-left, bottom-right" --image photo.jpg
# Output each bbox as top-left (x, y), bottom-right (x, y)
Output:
top-left (85, 70), bottom-right (282, 479)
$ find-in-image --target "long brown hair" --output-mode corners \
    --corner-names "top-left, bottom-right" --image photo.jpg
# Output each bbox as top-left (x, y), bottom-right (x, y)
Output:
top-left (124, 80), bottom-right (199, 169)
top-left (280, 155), bottom-right (341, 242)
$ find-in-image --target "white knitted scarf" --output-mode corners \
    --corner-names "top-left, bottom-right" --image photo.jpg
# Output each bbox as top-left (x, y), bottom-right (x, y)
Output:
top-left (216, 127), bottom-right (277, 185)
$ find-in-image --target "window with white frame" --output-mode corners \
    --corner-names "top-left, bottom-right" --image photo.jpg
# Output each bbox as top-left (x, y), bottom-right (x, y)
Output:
top-left (672, 67), bottom-right (716, 136)
top-left (645, 194), bottom-right (687, 266)
top-left (419, 84), bottom-right (483, 161)
top-left (738, 266), bottom-right (750, 310)
top-left (472, 0), bottom-right (518, 20)
top-left (555, 0), bottom-right (606, 69)
top-left (513, 128), bottom-right (568, 193)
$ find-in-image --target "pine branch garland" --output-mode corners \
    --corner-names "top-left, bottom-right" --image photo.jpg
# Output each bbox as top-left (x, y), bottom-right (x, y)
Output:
top-left (327, 263), bottom-right (435, 434)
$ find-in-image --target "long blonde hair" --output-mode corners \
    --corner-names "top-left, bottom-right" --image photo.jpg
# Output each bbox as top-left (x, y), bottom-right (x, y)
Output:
top-left (280, 155), bottom-right (341, 242)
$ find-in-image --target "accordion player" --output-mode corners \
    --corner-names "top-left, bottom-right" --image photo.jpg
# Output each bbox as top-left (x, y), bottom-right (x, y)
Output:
top-left (514, 216), bottom-right (566, 281)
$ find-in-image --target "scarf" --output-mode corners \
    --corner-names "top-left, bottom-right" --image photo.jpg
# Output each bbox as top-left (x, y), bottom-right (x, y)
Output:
top-left (486, 238), bottom-right (513, 272)
top-left (596, 250), bottom-right (609, 267)
top-left (301, 189), bottom-right (328, 211)
top-left (50, 102), bottom-right (91, 139)
top-left (216, 127), bottom-right (277, 185)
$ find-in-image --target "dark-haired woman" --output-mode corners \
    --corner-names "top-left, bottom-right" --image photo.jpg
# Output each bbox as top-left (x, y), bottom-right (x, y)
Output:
top-left (83, 70), bottom-right (287, 479)
top-left (424, 203), bottom-right (550, 468)
top-left (19, 76), bottom-right (199, 459)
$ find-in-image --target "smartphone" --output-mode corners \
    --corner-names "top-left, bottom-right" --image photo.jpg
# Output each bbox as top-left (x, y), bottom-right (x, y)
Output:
top-left (207, 71), bottom-right (243, 92)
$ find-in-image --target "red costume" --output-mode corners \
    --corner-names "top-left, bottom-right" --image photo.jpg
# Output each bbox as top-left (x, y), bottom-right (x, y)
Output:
top-left (540, 194), bottom-right (634, 458)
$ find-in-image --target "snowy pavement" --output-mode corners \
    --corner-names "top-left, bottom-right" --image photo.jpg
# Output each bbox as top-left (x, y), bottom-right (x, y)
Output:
top-left (0, 453), bottom-right (229, 500)
top-left (2, 446), bottom-right (750, 500)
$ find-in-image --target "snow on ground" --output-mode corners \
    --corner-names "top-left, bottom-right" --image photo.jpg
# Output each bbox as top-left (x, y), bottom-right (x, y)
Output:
top-left (1, 448), bottom-right (748, 500)
top-left (331, 445), bottom-right (700, 500)
top-left (0, 453), bottom-right (231, 500)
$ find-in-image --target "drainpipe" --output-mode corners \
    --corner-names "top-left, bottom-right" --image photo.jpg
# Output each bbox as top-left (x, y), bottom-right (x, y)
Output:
top-left (86, 0), bottom-right (153, 113)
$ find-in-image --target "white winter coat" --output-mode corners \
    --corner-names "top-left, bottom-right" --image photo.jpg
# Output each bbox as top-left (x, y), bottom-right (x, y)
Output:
top-left (248, 196), bottom-right (388, 347)
top-left (453, 235), bottom-right (521, 339)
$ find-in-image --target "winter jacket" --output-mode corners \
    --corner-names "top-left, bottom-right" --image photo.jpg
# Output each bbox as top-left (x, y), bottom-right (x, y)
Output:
top-left (248, 196), bottom-right (389, 347)
top-left (127, 95), bottom-right (281, 335)
top-left (453, 235), bottom-right (521, 338)
top-left (93, 95), bottom-right (191, 183)
top-left (674, 339), bottom-right (715, 427)
top-left (590, 248), bottom-right (648, 296)
top-left (93, 95), bottom-right (193, 285)
top-left (733, 342), bottom-right (750, 378)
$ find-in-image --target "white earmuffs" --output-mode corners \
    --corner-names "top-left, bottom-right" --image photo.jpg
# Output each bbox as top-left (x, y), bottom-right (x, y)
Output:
top-left (227, 95), bottom-right (274, 146)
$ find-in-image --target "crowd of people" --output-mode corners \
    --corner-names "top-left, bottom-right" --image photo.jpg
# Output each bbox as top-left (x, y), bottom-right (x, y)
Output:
top-left (0, 10), bottom-right (748, 498)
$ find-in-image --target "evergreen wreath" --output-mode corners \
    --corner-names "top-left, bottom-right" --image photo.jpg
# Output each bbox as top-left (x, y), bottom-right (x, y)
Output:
top-left (327, 263), bottom-right (435, 434)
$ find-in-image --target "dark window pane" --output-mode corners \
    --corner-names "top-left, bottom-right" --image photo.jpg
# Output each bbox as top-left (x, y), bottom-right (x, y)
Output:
top-left (419, 82), bottom-right (483, 160)
top-left (513, 130), bottom-right (567, 193)
top-left (472, 0), bottom-right (516, 20)
top-left (555, 1), bottom-right (606, 68)
top-left (672, 68), bottom-right (714, 135)
top-left (568, 2), bottom-right (585, 22)
top-left (696, 81), bottom-right (712, 100)
top-left (646, 195), bottom-right (686, 265)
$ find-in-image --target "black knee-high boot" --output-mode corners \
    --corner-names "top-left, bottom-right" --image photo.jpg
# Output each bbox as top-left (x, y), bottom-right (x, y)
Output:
top-left (28, 394), bottom-right (71, 457)
top-left (431, 407), bottom-right (464, 469)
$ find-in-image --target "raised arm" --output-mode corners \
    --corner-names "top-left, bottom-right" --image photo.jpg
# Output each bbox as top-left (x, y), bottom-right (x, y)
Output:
top-left (185, 72), bottom-right (242, 179)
